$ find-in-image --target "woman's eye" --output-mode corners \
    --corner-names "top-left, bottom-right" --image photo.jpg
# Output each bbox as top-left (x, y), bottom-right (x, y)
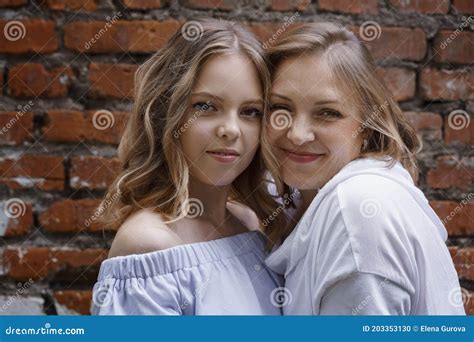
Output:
top-left (317, 109), bottom-right (342, 119)
top-left (241, 107), bottom-right (263, 118)
top-left (270, 104), bottom-right (290, 111)
top-left (192, 102), bottom-right (216, 112)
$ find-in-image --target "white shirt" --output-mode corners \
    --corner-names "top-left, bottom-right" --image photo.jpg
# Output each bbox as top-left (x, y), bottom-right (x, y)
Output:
top-left (265, 158), bottom-right (466, 315)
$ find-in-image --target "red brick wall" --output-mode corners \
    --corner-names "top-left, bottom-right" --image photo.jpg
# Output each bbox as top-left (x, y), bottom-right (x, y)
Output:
top-left (0, 0), bottom-right (472, 315)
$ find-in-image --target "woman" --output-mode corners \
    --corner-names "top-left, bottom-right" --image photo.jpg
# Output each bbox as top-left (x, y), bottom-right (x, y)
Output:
top-left (90, 19), bottom-right (283, 315)
top-left (262, 22), bottom-right (465, 315)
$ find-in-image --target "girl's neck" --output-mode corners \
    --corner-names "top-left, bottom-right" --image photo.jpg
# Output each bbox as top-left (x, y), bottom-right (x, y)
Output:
top-left (188, 178), bottom-right (231, 227)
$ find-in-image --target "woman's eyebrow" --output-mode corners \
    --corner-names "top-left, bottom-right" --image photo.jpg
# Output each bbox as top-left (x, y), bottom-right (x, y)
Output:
top-left (269, 93), bottom-right (292, 102)
top-left (313, 99), bottom-right (338, 105)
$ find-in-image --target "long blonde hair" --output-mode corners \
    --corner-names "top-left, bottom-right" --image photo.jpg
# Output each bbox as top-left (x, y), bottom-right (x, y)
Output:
top-left (262, 21), bottom-right (422, 246)
top-left (96, 18), bottom-right (282, 236)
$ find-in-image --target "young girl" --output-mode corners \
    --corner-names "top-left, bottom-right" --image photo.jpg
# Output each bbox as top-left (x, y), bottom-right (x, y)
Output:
top-left (262, 22), bottom-right (466, 315)
top-left (90, 19), bottom-right (283, 315)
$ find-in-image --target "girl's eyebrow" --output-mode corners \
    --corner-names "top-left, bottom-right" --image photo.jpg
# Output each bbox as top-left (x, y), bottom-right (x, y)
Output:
top-left (190, 92), bottom-right (223, 102)
top-left (192, 92), bottom-right (263, 106)
top-left (242, 99), bottom-right (264, 106)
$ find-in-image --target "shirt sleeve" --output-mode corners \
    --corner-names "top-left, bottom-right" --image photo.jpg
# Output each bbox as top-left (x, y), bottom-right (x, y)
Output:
top-left (91, 276), bottom-right (183, 315)
top-left (319, 272), bottom-right (411, 315)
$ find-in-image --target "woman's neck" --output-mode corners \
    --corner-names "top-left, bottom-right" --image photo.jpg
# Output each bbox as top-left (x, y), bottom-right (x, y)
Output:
top-left (287, 189), bottom-right (318, 230)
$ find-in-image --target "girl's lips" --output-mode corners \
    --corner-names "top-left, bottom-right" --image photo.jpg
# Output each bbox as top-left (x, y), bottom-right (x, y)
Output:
top-left (282, 149), bottom-right (323, 163)
top-left (206, 151), bottom-right (239, 163)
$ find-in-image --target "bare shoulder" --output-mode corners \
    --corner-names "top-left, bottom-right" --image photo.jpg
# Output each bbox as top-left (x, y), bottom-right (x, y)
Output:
top-left (107, 209), bottom-right (184, 259)
top-left (226, 200), bottom-right (261, 231)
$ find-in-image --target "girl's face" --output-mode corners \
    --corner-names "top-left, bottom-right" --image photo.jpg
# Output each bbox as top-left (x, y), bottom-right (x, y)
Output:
top-left (180, 53), bottom-right (263, 187)
top-left (267, 53), bottom-right (363, 191)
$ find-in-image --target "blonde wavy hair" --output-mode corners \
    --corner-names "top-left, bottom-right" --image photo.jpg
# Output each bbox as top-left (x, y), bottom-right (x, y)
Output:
top-left (261, 21), bottom-right (422, 246)
top-left (96, 18), bottom-right (282, 236)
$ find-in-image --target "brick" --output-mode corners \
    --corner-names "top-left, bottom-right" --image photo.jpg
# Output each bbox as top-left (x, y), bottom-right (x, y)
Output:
top-left (453, 0), bottom-right (474, 13)
top-left (377, 67), bottom-right (416, 102)
top-left (39, 198), bottom-right (113, 233)
top-left (319, 0), bottom-right (378, 14)
top-left (54, 290), bottom-right (92, 315)
top-left (185, 0), bottom-right (233, 10)
top-left (271, 0), bottom-right (310, 11)
top-left (42, 110), bottom-right (127, 144)
top-left (420, 68), bottom-right (474, 101)
top-left (70, 155), bottom-right (120, 190)
top-left (46, 0), bottom-right (97, 11)
top-left (0, 295), bottom-right (45, 315)
top-left (427, 156), bottom-right (473, 191)
top-left (0, 111), bottom-right (34, 145)
top-left (435, 31), bottom-right (474, 64)
top-left (0, 200), bottom-right (33, 237)
top-left (64, 20), bottom-right (181, 53)
top-left (451, 247), bottom-right (474, 281)
top-left (8, 63), bottom-right (73, 98)
top-left (444, 111), bottom-right (473, 145)
top-left (465, 291), bottom-right (474, 315)
top-left (431, 200), bottom-right (473, 236)
top-left (88, 63), bottom-right (137, 99)
top-left (404, 111), bottom-right (442, 140)
top-left (0, 154), bottom-right (64, 191)
top-left (0, 20), bottom-right (58, 54)
top-left (123, 0), bottom-right (161, 9)
top-left (357, 26), bottom-right (426, 62)
top-left (0, 0), bottom-right (27, 6)
top-left (1, 247), bottom-right (107, 281)
top-left (388, 0), bottom-right (449, 13)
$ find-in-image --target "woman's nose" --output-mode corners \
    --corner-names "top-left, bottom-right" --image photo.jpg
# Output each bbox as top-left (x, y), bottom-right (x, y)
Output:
top-left (286, 114), bottom-right (315, 146)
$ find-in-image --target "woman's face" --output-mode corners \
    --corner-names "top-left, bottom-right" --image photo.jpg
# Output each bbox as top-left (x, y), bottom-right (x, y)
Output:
top-left (179, 53), bottom-right (263, 187)
top-left (266, 53), bottom-right (363, 191)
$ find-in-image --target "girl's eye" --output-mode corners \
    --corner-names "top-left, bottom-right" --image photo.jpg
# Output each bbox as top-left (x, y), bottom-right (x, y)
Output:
top-left (241, 107), bottom-right (263, 118)
top-left (192, 102), bottom-right (216, 112)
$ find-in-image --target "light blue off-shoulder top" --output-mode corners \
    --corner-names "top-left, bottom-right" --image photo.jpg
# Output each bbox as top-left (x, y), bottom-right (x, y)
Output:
top-left (91, 230), bottom-right (283, 315)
